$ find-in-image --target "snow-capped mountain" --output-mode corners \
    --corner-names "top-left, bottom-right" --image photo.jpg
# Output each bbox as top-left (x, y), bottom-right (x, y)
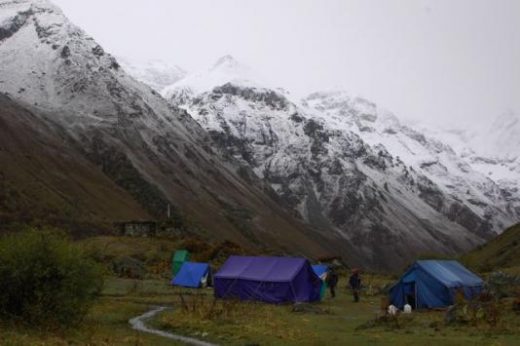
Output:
top-left (117, 56), bottom-right (186, 92)
top-left (161, 56), bottom-right (520, 269)
top-left (3, 0), bottom-right (517, 270)
top-left (0, 0), bottom-right (331, 260)
top-left (423, 112), bottom-right (520, 184)
top-left (476, 111), bottom-right (520, 161)
top-left (162, 55), bottom-right (272, 106)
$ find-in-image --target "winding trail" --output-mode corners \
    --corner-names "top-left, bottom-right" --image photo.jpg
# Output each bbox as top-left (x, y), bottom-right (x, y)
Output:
top-left (129, 306), bottom-right (217, 346)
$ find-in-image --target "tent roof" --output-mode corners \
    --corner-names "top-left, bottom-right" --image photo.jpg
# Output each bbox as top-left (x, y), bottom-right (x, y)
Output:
top-left (172, 262), bottom-right (209, 288)
top-left (415, 260), bottom-right (483, 288)
top-left (215, 256), bottom-right (308, 282)
top-left (173, 249), bottom-right (190, 262)
top-left (312, 264), bottom-right (328, 277)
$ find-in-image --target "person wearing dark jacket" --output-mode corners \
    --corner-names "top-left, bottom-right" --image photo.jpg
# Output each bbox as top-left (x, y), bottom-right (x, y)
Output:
top-left (349, 269), bottom-right (362, 302)
top-left (326, 268), bottom-right (339, 298)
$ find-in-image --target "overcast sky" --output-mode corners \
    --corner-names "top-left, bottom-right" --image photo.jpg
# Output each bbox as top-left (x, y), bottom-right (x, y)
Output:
top-left (52, 0), bottom-right (520, 128)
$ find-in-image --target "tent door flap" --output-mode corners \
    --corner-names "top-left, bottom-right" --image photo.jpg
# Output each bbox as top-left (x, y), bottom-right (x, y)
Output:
top-left (403, 282), bottom-right (416, 309)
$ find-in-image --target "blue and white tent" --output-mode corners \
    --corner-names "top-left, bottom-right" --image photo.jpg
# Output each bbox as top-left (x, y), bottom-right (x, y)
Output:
top-left (311, 264), bottom-right (329, 280)
top-left (389, 260), bottom-right (483, 309)
top-left (171, 262), bottom-right (210, 288)
top-left (312, 264), bottom-right (329, 300)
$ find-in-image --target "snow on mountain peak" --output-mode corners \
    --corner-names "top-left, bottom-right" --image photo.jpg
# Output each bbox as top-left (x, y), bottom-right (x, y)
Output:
top-left (210, 54), bottom-right (243, 71)
top-left (0, 0), bottom-right (71, 32)
top-left (494, 109), bottom-right (519, 128)
top-left (117, 56), bottom-right (186, 92)
top-left (1, 0), bottom-right (338, 265)
top-left (486, 110), bottom-right (520, 159)
top-left (1, 0), bottom-right (59, 14)
top-left (163, 63), bottom-right (520, 268)
top-left (0, 0), bottom-right (127, 116)
top-left (206, 54), bottom-right (254, 82)
top-left (161, 55), bottom-right (267, 101)
top-left (435, 110), bottom-right (519, 161)
top-left (2, 0), bottom-right (518, 269)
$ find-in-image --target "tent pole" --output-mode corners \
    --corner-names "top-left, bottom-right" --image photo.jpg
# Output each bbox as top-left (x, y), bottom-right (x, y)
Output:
top-left (415, 282), bottom-right (418, 310)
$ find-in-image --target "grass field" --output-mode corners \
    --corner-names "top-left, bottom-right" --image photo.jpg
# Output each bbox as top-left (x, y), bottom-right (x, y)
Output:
top-left (153, 285), bottom-right (520, 346)
top-left (462, 223), bottom-right (520, 272)
top-left (1, 234), bottom-right (520, 345)
top-left (0, 277), bottom-right (184, 346)
top-left (1, 276), bottom-right (519, 345)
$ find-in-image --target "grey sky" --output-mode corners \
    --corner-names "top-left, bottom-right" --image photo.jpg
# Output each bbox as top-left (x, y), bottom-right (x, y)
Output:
top-left (52, 0), bottom-right (520, 128)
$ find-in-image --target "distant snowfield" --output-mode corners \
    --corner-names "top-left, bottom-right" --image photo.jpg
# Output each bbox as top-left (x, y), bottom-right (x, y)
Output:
top-left (159, 54), bottom-right (520, 253)
top-left (160, 53), bottom-right (520, 187)
top-left (419, 115), bottom-right (520, 183)
top-left (117, 56), bottom-right (186, 92)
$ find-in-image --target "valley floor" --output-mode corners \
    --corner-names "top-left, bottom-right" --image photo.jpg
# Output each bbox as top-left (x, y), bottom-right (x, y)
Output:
top-left (1, 276), bottom-right (519, 345)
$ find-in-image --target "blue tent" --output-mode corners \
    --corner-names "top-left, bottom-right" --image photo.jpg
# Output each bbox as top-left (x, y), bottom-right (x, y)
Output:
top-left (171, 262), bottom-right (210, 288)
top-left (312, 264), bottom-right (329, 299)
top-left (214, 256), bottom-right (321, 304)
top-left (312, 264), bottom-right (328, 279)
top-left (389, 260), bottom-right (483, 309)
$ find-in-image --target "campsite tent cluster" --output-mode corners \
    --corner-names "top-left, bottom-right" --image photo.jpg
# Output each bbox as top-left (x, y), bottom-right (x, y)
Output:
top-left (170, 250), bottom-right (484, 308)
top-left (171, 251), bottom-right (324, 303)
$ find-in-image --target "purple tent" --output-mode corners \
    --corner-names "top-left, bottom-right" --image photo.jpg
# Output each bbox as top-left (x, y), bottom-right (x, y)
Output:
top-left (214, 256), bottom-right (321, 304)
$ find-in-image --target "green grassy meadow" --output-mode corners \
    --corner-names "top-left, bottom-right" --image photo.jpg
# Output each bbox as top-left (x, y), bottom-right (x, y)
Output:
top-left (153, 284), bottom-right (520, 346)
top-left (462, 223), bottom-right (520, 272)
top-left (1, 235), bottom-right (519, 345)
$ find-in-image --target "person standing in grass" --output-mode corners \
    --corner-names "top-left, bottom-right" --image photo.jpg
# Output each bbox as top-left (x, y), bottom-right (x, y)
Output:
top-left (349, 269), bottom-right (362, 302)
top-left (326, 268), bottom-right (339, 298)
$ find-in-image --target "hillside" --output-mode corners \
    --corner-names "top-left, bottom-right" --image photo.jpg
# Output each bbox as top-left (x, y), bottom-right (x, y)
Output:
top-left (0, 0), bottom-right (331, 260)
top-left (462, 223), bottom-right (520, 271)
top-left (161, 55), bottom-right (519, 270)
top-left (0, 93), bottom-right (151, 233)
top-left (2, 0), bottom-right (518, 271)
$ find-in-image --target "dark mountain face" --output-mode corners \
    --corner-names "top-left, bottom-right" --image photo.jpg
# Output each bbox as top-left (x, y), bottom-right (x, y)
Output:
top-left (0, 0), bottom-right (333, 260)
top-left (0, 93), bottom-right (151, 233)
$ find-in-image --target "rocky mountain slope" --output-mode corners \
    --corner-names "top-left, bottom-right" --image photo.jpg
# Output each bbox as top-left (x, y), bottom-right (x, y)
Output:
top-left (162, 56), bottom-right (520, 270)
top-left (0, 0), bottom-right (332, 259)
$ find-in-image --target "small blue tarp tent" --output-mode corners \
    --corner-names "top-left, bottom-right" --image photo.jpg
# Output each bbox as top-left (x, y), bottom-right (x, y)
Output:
top-left (312, 264), bottom-right (328, 279)
top-left (171, 262), bottom-right (210, 288)
top-left (389, 260), bottom-right (483, 309)
top-left (312, 264), bottom-right (329, 300)
top-left (214, 256), bottom-right (321, 304)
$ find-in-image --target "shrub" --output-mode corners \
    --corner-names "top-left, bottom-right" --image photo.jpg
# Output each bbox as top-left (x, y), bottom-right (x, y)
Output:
top-left (111, 256), bottom-right (146, 279)
top-left (486, 271), bottom-right (520, 298)
top-left (513, 297), bottom-right (520, 314)
top-left (181, 236), bottom-right (211, 254)
top-left (445, 290), bottom-right (501, 327)
top-left (0, 229), bottom-right (103, 329)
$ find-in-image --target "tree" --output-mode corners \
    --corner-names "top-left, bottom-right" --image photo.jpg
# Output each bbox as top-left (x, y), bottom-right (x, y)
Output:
top-left (0, 229), bottom-right (103, 329)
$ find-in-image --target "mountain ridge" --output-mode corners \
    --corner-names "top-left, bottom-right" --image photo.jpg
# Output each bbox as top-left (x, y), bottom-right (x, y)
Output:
top-left (2, 0), bottom-right (518, 270)
top-left (159, 55), bottom-right (519, 269)
top-left (0, 0), bottom-right (334, 261)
